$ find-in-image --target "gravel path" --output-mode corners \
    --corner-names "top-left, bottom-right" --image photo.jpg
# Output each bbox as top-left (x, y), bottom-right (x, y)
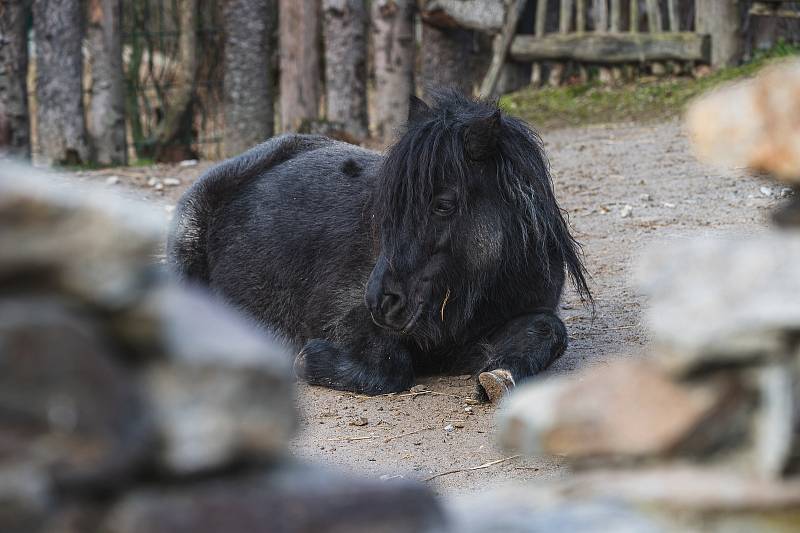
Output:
top-left (71, 119), bottom-right (784, 496)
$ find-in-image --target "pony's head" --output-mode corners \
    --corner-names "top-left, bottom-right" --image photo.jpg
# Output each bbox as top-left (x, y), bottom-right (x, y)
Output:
top-left (365, 90), bottom-right (590, 345)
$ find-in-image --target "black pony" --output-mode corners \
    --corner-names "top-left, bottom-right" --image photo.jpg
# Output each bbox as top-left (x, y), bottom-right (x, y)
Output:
top-left (167, 91), bottom-right (590, 401)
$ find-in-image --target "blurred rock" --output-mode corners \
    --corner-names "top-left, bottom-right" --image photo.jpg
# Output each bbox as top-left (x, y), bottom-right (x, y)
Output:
top-left (687, 59), bottom-right (800, 185)
top-left (556, 466), bottom-right (800, 512)
top-left (497, 360), bottom-right (746, 462)
top-left (637, 234), bottom-right (800, 373)
top-left (449, 490), bottom-right (662, 533)
top-left (453, 468), bottom-right (800, 532)
top-left (0, 297), bottom-right (154, 493)
top-left (0, 463), bottom-right (51, 533)
top-left (0, 162), bottom-right (162, 307)
top-left (113, 285), bottom-right (295, 474)
top-left (104, 465), bottom-right (446, 533)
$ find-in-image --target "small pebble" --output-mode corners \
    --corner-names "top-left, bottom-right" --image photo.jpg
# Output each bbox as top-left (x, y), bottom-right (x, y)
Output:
top-left (410, 385), bottom-right (427, 393)
top-left (639, 193), bottom-right (652, 202)
top-left (163, 177), bottom-right (181, 186)
top-left (147, 177), bottom-right (160, 187)
top-left (154, 182), bottom-right (164, 191)
top-left (619, 204), bottom-right (633, 218)
top-left (179, 159), bottom-right (198, 167)
top-left (105, 175), bottom-right (120, 185)
top-left (779, 187), bottom-right (794, 199)
top-left (663, 202), bottom-right (676, 208)
top-left (760, 186), bottom-right (774, 197)
top-left (464, 406), bottom-right (473, 413)
top-left (444, 424), bottom-right (455, 433)
top-left (454, 422), bottom-right (465, 428)
top-left (349, 416), bottom-right (368, 426)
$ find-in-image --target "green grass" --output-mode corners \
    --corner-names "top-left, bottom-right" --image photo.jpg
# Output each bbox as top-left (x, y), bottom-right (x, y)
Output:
top-left (501, 42), bottom-right (800, 130)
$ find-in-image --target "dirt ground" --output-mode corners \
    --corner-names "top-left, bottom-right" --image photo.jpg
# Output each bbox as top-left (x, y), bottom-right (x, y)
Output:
top-left (69, 119), bottom-right (784, 496)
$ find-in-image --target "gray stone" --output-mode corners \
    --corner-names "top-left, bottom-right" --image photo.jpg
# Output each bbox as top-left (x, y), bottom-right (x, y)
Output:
top-left (0, 297), bottom-right (155, 493)
top-left (449, 491), bottom-right (662, 533)
top-left (104, 464), bottom-right (446, 533)
top-left (497, 360), bottom-right (746, 462)
top-left (0, 463), bottom-right (51, 533)
top-left (0, 162), bottom-right (162, 308)
top-left (755, 363), bottom-right (798, 477)
top-left (636, 234), bottom-right (800, 373)
top-left (451, 472), bottom-right (800, 532)
top-left (118, 285), bottom-right (296, 474)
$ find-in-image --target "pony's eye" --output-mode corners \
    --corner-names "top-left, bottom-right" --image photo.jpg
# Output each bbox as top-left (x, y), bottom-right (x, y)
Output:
top-left (433, 198), bottom-right (456, 217)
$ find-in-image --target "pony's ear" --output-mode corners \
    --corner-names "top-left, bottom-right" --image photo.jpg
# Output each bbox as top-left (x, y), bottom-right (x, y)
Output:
top-left (465, 110), bottom-right (502, 161)
top-left (408, 95), bottom-right (432, 124)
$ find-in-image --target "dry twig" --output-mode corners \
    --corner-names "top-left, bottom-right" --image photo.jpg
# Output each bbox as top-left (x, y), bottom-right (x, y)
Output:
top-left (424, 455), bottom-right (521, 482)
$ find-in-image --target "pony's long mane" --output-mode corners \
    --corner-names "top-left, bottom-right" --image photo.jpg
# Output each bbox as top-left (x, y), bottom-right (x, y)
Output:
top-left (372, 90), bottom-right (592, 310)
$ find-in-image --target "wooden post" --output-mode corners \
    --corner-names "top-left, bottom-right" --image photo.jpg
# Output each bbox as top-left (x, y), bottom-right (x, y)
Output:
top-left (667, 0), bottom-right (679, 31)
top-left (611, 0), bottom-right (621, 32)
top-left (630, 0), bottom-right (638, 32)
top-left (696, 0), bottom-right (742, 68)
top-left (645, 0), bottom-right (662, 32)
top-left (480, 0), bottom-right (527, 98)
top-left (531, 0), bottom-right (548, 86)
top-left (560, 0), bottom-right (574, 33)
top-left (550, 0), bottom-right (574, 86)
top-left (610, 0), bottom-right (622, 80)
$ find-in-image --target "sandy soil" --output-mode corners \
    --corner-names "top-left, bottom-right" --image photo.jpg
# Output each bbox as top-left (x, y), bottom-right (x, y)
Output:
top-left (69, 119), bottom-right (785, 496)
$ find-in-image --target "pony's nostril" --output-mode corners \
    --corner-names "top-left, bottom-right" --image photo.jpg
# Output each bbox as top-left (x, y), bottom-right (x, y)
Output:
top-left (380, 291), bottom-right (405, 318)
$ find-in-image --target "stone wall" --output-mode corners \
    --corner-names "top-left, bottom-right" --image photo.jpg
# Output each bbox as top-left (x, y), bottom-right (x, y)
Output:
top-left (0, 163), bottom-right (444, 533)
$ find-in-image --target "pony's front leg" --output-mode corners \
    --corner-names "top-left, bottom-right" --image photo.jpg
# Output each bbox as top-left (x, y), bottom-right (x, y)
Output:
top-left (475, 311), bottom-right (567, 402)
top-left (294, 309), bottom-right (414, 395)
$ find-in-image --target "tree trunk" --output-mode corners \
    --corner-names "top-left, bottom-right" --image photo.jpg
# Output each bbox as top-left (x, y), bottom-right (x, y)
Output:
top-left (222, 0), bottom-right (276, 157)
top-left (279, 0), bottom-right (321, 132)
top-left (153, 0), bottom-right (198, 162)
top-left (0, 0), bottom-right (30, 160)
top-left (420, 22), bottom-right (473, 98)
top-left (33, 0), bottom-right (90, 165)
top-left (371, 0), bottom-right (414, 143)
top-left (323, 0), bottom-right (368, 140)
top-left (87, 0), bottom-right (126, 166)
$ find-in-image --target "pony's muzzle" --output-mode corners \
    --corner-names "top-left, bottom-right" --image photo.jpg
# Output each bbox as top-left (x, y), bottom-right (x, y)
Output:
top-left (368, 281), bottom-right (411, 331)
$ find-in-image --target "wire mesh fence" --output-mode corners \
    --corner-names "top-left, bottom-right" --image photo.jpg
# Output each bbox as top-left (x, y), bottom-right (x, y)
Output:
top-left (121, 0), bottom-right (224, 161)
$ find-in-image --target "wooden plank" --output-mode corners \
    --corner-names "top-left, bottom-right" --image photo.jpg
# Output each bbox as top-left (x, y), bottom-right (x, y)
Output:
top-left (645, 0), bottom-right (662, 32)
top-left (560, 0), bottom-right (574, 33)
top-left (667, 0), bottom-right (679, 31)
top-left (480, 0), bottom-right (527, 98)
top-left (509, 32), bottom-right (710, 63)
top-left (577, 0), bottom-right (586, 32)
top-left (750, 2), bottom-right (800, 19)
top-left (611, 0), bottom-right (621, 32)
top-left (630, 0), bottom-right (639, 32)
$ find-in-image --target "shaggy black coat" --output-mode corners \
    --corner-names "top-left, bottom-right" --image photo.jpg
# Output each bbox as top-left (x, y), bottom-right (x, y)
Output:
top-left (167, 91), bottom-right (590, 397)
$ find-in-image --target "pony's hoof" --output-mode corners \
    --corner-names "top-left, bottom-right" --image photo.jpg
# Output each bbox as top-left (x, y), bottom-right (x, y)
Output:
top-left (293, 351), bottom-right (307, 380)
top-left (478, 369), bottom-right (515, 403)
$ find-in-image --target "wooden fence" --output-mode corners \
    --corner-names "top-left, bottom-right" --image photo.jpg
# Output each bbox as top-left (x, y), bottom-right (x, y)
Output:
top-left (470, 0), bottom-right (741, 97)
